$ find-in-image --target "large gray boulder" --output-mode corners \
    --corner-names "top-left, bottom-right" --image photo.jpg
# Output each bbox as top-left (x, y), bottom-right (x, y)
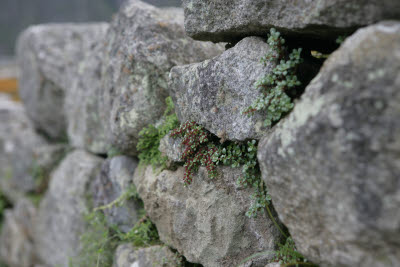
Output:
top-left (133, 165), bottom-right (282, 267)
top-left (33, 150), bottom-right (103, 267)
top-left (101, 0), bottom-right (224, 155)
top-left (257, 21), bottom-right (400, 267)
top-left (169, 37), bottom-right (272, 141)
top-left (91, 155), bottom-right (141, 233)
top-left (0, 95), bottom-right (66, 202)
top-left (0, 198), bottom-right (37, 267)
top-left (183, 0), bottom-right (400, 43)
top-left (113, 244), bottom-right (182, 267)
top-left (17, 23), bottom-right (109, 140)
top-left (64, 23), bottom-right (110, 154)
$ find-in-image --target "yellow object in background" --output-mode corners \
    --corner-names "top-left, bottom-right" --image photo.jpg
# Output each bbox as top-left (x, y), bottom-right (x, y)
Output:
top-left (0, 78), bottom-right (19, 101)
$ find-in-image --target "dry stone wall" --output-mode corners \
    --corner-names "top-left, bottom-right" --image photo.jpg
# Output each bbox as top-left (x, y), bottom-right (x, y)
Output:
top-left (1, 0), bottom-right (399, 267)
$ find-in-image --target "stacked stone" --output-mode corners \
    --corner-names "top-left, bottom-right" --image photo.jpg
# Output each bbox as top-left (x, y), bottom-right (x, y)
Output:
top-left (1, 0), bottom-right (399, 266)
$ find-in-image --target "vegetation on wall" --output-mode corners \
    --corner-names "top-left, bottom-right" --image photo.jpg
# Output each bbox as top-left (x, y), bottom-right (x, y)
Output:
top-left (170, 121), bottom-right (270, 218)
top-left (137, 96), bottom-right (180, 169)
top-left (72, 193), bottom-right (161, 267)
top-left (244, 28), bottom-right (303, 126)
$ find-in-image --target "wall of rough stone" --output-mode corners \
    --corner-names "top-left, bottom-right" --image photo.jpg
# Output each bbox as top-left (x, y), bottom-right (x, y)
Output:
top-left (0, 0), bottom-right (399, 267)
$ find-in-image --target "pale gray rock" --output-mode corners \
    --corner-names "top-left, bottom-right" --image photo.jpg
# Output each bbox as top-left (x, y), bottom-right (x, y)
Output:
top-left (113, 243), bottom-right (182, 267)
top-left (0, 95), bottom-right (66, 202)
top-left (159, 133), bottom-right (183, 162)
top-left (169, 37), bottom-right (272, 141)
top-left (258, 21), bottom-right (400, 267)
top-left (0, 198), bottom-right (37, 267)
top-left (34, 150), bottom-right (103, 267)
top-left (91, 155), bottom-right (141, 233)
top-left (17, 23), bottom-right (109, 140)
top-left (183, 0), bottom-right (400, 43)
top-left (65, 23), bottom-right (110, 154)
top-left (133, 165), bottom-right (282, 267)
top-left (101, 0), bottom-right (224, 155)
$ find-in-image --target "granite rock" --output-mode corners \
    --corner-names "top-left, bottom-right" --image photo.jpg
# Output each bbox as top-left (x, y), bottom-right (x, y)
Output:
top-left (258, 21), bottom-right (400, 267)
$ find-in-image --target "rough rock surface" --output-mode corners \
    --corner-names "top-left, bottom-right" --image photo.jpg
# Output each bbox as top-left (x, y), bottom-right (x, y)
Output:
top-left (17, 23), bottom-right (109, 139)
top-left (0, 95), bottom-right (65, 202)
top-left (113, 243), bottom-right (181, 267)
top-left (101, 0), bottom-right (224, 155)
top-left (0, 198), bottom-right (37, 267)
top-left (169, 37), bottom-right (273, 141)
top-left (91, 155), bottom-right (141, 233)
top-left (159, 133), bottom-right (183, 162)
top-left (257, 21), bottom-right (400, 267)
top-left (65, 23), bottom-right (110, 154)
top-left (34, 150), bottom-right (103, 267)
top-left (183, 0), bottom-right (400, 43)
top-left (134, 165), bottom-right (282, 267)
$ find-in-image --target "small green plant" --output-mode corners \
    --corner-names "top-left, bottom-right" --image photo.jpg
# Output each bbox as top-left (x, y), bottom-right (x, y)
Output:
top-left (137, 96), bottom-right (180, 169)
top-left (72, 211), bottom-right (160, 267)
top-left (94, 184), bottom-right (140, 212)
top-left (171, 121), bottom-right (271, 218)
top-left (171, 121), bottom-right (218, 184)
top-left (244, 28), bottom-right (303, 126)
top-left (116, 216), bottom-right (160, 247)
top-left (273, 237), bottom-right (318, 267)
top-left (106, 147), bottom-right (123, 158)
top-left (70, 211), bottom-right (116, 267)
top-left (336, 35), bottom-right (347, 45)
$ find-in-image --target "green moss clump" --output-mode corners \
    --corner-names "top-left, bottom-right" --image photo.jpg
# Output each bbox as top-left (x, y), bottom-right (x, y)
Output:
top-left (137, 96), bottom-right (180, 169)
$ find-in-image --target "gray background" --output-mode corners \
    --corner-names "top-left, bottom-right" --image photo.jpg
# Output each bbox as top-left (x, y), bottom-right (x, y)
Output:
top-left (0, 0), bottom-right (182, 58)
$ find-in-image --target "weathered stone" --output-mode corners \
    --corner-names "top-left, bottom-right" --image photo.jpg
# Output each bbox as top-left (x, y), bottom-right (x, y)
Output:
top-left (258, 21), bottom-right (400, 267)
top-left (0, 198), bottom-right (37, 267)
top-left (183, 0), bottom-right (400, 44)
top-left (101, 0), bottom-right (224, 155)
top-left (113, 243), bottom-right (182, 267)
top-left (159, 133), bottom-right (184, 162)
top-left (17, 23), bottom-right (109, 140)
top-left (169, 37), bottom-right (272, 141)
top-left (0, 95), bottom-right (65, 202)
top-left (65, 23), bottom-right (110, 154)
top-left (134, 165), bottom-right (282, 267)
top-left (91, 155), bottom-right (141, 233)
top-left (34, 150), bottom-right (103, 267)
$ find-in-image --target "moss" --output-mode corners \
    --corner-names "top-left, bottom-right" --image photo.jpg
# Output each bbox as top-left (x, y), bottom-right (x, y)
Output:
top-left (137, 96), bottom-right (180, 169)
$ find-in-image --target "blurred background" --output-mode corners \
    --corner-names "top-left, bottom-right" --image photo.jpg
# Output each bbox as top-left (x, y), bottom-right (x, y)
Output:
top-left (0, 0), bottom-right (181, 59)
top-left (0, 0), bottom-right (181, 100)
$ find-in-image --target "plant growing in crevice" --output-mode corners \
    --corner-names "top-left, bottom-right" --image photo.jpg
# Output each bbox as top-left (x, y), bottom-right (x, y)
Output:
top-left (116, 215), bottom-right (160, 247)
top-left (72, 183), bottom-right (162, 267)
top-left (171, 121), bottom-right (270, 218)
top-left (137, 96), bottom-right (180, 169)
top-left (244, 28), bottom-right (303, 126)
top-left (94, 184), bottom-right (141, 212)
top-left (336, 35), bottom-right (347, 45)
top-left (273, 237), bottom-right (318, 267)
top-left (70, 211), bottom-right (116, 267)
top-left (171, 121), bottom-right (217, 185)
top-left (171, 121), bottom-right (317, 266)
